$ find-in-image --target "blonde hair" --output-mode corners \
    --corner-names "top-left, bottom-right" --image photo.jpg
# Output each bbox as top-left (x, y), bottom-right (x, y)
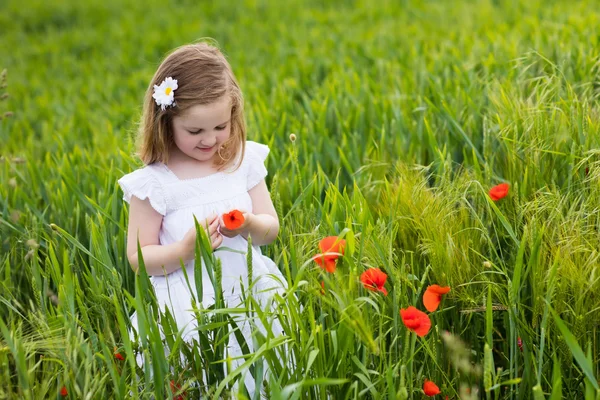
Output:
top-left (136, 41), bottom-right (246, 171)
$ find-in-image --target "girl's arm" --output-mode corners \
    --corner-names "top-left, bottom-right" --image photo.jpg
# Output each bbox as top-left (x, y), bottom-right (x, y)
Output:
top-left (126, 196), bottom-right (221, 275)
top-left (241, 179), bottom-right (280, 246)
top-left (126, 196), bottom-right (185, 275)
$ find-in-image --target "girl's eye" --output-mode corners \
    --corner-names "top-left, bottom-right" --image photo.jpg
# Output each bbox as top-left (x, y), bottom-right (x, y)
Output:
top-left (188, 124), bottom-right (227, 134)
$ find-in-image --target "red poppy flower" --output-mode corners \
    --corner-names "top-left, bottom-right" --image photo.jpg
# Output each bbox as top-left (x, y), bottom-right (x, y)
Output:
top-left (222, 209), bottom-right (245, 230)
top-left (60, 386), bottom-right (68, 397)
top-left (489, 183), bottom-right (510, 201)
top-left (313, 236), bottom-right (346, 273)
top-left (113, 346), bottom-right (125, 361)
top-left (170, 380), bottom-right (186, 400)
top-left (423, 379), bottom-right (441, 396)
top-left (360, 268), bottom-right (388, 296)
top-left (423, 285), bottom-right (451, 312)
top-left (400, 306), bottom-right (431, 337)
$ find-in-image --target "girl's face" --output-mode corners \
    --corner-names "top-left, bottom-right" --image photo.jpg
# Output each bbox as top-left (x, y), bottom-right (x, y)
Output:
top-left (171, 96), bottom-right (232, 164)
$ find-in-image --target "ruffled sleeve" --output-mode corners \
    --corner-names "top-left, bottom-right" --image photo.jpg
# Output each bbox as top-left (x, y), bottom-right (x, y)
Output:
top-left (117, 167), bottom-right (167, 216)
top-left (245, 141), bottom-right (270, 191)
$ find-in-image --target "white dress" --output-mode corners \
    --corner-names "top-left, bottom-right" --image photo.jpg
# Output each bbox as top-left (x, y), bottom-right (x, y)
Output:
top-left (118, 140), bottom-right (287, 396)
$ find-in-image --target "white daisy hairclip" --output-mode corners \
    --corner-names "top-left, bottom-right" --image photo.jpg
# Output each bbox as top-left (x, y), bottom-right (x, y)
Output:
top-left (152, 77), bottom-right (178, 110)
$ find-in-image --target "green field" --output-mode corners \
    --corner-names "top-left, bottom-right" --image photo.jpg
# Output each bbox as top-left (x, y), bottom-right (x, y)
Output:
top-left (1, 0), bottom-right (600, 398)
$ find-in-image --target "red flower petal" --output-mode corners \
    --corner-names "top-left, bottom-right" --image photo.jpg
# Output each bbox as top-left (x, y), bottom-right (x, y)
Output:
top-left (428, 284), bottom-right (451, 295)
top-left (414, 317), bottom-right (432, 337)
top-left (360, 268), bottom-right (388, 296)
top-left (113, 346), bottom-right (125, 361)
top-left (400, 306), bottom-right (431, 337)
top-left (222, 209), bottom-right (245, 230)
top-left (324, 259), bottom-right (336, 273)
top-left (423, 379), bottom-right (441, 396)
top-left (312, 254), bottom-right (338, 273)
top-left (313, 236), bottom-right (346, 273)
top-left (423, 285), bottom-right (451, 312)
top-left (423, 291), bottom-right (441, 312)
top-left (489, 183), bottom-right (510, 201)
top-left (60, 386), bottom-right (68, 397)
top-left (318, 236), bottom-right (346, 256)
top-left (403, 317), bottom-right (421, 330)
top-left (170, 380), bottom-right (186, 400)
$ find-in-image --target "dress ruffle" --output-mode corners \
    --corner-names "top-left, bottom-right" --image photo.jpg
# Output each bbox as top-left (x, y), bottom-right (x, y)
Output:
top-left (118, 168), bottom-right (167, 215)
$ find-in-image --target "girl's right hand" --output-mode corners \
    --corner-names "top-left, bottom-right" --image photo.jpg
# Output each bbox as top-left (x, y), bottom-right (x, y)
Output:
top-left (180, 214), bottom-right (223, 260)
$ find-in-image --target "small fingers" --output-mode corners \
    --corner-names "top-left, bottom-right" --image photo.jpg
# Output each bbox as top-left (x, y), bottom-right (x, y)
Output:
top-left (211, 215), bottom-right (221, 233)
top-left (212, 233), bottom-right (223, 250)
top-left (200, 214), bottom-right (217, 228)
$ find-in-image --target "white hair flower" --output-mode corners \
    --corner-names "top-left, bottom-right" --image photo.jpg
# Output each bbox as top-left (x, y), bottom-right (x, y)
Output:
top-left (152, 77), bottom-right (178, 110)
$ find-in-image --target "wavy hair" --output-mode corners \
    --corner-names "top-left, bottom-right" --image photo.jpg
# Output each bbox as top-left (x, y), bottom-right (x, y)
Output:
top-left (135, 41), bottom-right (245, 171)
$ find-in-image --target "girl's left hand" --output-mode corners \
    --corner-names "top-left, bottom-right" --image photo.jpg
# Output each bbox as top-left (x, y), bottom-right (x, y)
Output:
top-left (218, 211), bottom-right (253, 238)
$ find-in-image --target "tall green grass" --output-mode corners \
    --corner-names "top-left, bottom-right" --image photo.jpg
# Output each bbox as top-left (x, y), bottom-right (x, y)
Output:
top-left (2, 0), bottom-right (600, 398)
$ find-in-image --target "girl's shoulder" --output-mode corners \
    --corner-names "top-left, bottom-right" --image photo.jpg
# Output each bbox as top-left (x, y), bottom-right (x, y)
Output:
top-left (117, 164), bottom-right (169, 215)
top-left (246, 140), bottom-right (270, 160)
top-left (118, 163), bottom-right (163, 180)
top-left (243, 140), bottom-right (271, 190)
top-left (244, 140), bottom-right (270, 162)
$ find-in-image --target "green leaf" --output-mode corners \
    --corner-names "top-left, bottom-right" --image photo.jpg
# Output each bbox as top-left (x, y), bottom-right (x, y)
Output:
top-left (548, 303), bottom-right (599, 390)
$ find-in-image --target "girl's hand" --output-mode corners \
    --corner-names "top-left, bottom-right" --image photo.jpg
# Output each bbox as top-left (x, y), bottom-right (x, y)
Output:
top-left (180, 214), bottom-right (223, 260)
top-left (218, 211), bottom-right (253, 238)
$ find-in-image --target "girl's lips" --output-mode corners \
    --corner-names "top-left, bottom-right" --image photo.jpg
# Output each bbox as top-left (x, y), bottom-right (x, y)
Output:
top-left (198, 146), bottom-right (214, 152)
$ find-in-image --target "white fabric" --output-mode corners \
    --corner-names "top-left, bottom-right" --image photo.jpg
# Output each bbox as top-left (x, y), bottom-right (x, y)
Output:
top-left (118, 140), bottom-right (286, 396)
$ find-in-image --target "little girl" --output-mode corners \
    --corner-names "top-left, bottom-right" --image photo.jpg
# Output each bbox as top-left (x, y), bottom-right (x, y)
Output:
top-left (117, 42), bottom-right (287, 396)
